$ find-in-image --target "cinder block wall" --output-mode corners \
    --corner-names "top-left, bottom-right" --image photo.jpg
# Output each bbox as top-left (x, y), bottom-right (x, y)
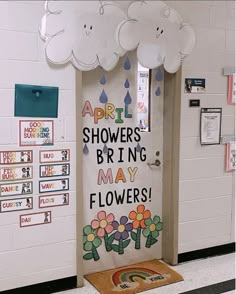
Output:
top-left (0, 1), bottom-right (77, 291)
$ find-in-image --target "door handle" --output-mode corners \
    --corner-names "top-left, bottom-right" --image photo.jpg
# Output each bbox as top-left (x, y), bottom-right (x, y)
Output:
top-left (147, 159), bottom-right (161, 167)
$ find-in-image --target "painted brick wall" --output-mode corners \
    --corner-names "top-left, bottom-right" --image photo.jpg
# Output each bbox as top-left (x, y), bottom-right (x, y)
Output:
top-left (167, 0), bottom-right (235, 253)
top-left (0, 1), bottom-right (76, 291)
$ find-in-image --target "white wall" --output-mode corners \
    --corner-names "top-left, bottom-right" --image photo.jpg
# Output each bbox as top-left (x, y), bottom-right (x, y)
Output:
top-left (0, 1), bottom-right (76, 291)
top-left (166, 0), bottom-right (235, 253)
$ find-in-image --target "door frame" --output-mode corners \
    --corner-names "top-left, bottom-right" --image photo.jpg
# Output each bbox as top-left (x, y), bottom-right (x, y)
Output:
top-left (162, 69), bottom-right (182, 265)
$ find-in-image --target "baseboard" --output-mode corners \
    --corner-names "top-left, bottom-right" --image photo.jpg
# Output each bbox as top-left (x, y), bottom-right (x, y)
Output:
top-left (1, 276), bottom-right (77, 294)
top-left (178, 242), bottom-right (235, 263)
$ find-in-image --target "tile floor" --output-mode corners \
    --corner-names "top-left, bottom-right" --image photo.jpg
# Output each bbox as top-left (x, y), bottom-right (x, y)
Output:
top-left (55, 253), bottom-right (235, 294)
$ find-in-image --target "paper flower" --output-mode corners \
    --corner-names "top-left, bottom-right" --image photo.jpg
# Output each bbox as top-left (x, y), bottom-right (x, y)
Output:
top-left (40, 1), bottom-right (126, 71)
top-left (112, 216), bottom-right (133, 241)
top-left (112, 216), bottom-right (132, 254)
top-left (91, 211), bottom-right (114, 237)
top-left (143, 216), bottom-right (163, 248)
top-left (83, 225), bottom-right (102, 261)
top-left (117, 1), bottom-right (196, 73)
top-left (129, 204), bottom-right (151, 229)
top-left (129, 204), bottom-right (151, 249)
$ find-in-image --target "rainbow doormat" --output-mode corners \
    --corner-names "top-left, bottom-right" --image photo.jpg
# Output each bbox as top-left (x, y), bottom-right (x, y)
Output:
top-left (85, 259), bottom-right (183, 294)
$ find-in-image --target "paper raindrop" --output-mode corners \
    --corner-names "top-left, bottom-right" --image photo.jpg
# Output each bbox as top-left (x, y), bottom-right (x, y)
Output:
top-left (99, 89), bottom-right (108, 103)
top-left (155, 68), bottom-right (163, 81)
top-left (100, 75), bottom-right (107, 85)
top-left (136, 143), bottom-right (141, 152)
top-left (124, 79), bottom-right (130, 88)
top-left (103, 144), bottom-right (108, 154)
top-left (124, 56), bottom-right (131, 70)
top-left (83, 144), bottom-right (89, 155)
top-left (155, 86), bottom-right (161, 96)
top-left (124, 91), bottom-right (132, 104)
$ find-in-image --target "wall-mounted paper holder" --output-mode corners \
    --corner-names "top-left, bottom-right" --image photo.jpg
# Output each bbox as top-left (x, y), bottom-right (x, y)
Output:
top-left (15, 84), bottom-right (59, 118)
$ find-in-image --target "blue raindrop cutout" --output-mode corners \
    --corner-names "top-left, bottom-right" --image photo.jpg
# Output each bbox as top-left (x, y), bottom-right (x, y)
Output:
top-left (155, 68), bottom-right (163, 81)
top-left (124, 91), bottom-right (132, 104)
top-left (155, 86), bottom-right (161, 96)
top-left (99, 89), bottom-right (108, 103)
top-left (103, 144), bottom-right (108, 154)
top-left (124, 79), bottom-right (130, 89)
top-left (136, 143), bottom-right (141, 152)
top-left (100, 75), bottom-right (106, 85)
top-left (83, 144), bottom-right (89, 155)
top-left (124, 56), bottom-right (131, 70)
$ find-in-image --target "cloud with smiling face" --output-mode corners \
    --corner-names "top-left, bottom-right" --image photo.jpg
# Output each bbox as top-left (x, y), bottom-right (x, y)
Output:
top-left (116, 1), bottom-right (196, 73)
top-left (40, 1), bottom-right (126, 71)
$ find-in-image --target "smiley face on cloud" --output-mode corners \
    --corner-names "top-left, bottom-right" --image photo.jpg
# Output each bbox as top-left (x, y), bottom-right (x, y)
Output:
top-left (40, 1), bottom-right (126, 71)
top-left (116, 1), bottom-right (196, 73)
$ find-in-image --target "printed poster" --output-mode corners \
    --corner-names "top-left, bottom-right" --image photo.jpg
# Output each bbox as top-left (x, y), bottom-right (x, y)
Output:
top-left (20, 211), bottom-right (51, 227)
top-left (185, 78), bottom-right (206, 93)
top-left (82, 61), bottom-right (163, 274)
top-left (0, 150), bottom-right (33, 165)
top-left (39, 149), bottom-right (70, 163)
top-left (200, 108), bottom-right (222, 145)
top-left (0, 166), bottom-right (33, 182)
top-left (19, 120), bottom-right (54, 146)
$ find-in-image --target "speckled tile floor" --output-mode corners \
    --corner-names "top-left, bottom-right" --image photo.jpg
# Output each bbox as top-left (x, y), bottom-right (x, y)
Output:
top-left (55, 253), bottom-right (235, 294)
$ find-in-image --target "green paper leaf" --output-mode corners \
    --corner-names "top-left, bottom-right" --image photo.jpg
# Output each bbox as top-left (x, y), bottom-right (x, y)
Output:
top-left (131, 231), bottom-right (137, 241)
top-left (112, 244), bottom-right (119, 252)
top-left (108, 233), bottom-right (115, 245)
top-left (151, 238), bottom-right (158, 246)
top-left (123, 239), bottom-right (131, 248)
top-left (83, 253), bottom-right (93, 260)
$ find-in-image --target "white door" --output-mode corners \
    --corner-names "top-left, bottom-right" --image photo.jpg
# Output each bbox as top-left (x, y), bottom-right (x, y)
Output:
top-left (82, 52), bottom-right (164, 274)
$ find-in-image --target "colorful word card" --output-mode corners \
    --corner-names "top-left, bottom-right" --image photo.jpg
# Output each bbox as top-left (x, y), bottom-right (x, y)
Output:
top-left (0, 197), bottom-right (33, 213)
top-left (39, 193), bottom-right (69, 208)
top-left (20, 211), bottom-right (51, 228)
top-left (226, 142), bottom-right (236, 171)
top-left (0, 150), bottom-right (33, 165)
top-left (39, 163), bottom-right (70, 178)
top-left (19, 120), bottom-right (54, 146)
top-left (0, 166), bottom-right (33, 182)
top-left (0, 181), bottom-right (33, 197)
top-left (39, 149), bottom-right (70, 163)
top-left (39, 178), bottom-right (69, 193)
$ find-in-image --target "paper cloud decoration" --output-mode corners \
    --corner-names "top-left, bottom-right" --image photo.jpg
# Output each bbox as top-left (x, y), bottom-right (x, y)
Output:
top-left (40, 1), bottom-right (126, 71)
top-left (117, 1), bottom-right (196, 73)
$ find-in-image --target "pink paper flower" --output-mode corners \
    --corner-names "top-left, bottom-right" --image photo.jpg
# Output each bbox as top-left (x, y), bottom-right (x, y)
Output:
top-left (91, 211), bottom-right (114, 237)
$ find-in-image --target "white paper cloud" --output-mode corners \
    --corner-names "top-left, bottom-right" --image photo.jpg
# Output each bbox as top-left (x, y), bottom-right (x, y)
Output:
top-left (116, 1), bottom-right (196, 73)
top-left (40, 1), bottom-right (126, 71)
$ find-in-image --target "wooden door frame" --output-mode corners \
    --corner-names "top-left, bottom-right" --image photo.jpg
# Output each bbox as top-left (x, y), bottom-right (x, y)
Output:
top-left (76, 71), bottom-right (84, 287)
top-left (162, 69), bottom-right (182, 265)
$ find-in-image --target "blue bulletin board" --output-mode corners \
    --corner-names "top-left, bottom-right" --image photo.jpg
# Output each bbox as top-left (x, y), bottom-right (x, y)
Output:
top-left (15, 84), bottom-right (58, 118)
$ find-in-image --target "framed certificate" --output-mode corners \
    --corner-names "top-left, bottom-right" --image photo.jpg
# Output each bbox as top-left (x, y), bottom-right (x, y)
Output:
top-left (226, 142), bottom-right (236, 171)
top-left (200, 108), bottom-right (222, 145)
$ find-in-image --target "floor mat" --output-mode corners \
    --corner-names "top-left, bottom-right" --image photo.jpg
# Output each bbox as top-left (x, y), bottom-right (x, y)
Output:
top-left (85, 259), bottom-right (184, 294)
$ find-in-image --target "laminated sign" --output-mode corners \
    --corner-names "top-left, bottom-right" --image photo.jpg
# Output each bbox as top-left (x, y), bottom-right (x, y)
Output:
top-left (19, 120), bottom-right (54, 146)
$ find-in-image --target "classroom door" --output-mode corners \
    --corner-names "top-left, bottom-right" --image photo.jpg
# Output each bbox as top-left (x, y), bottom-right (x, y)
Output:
top-left (81, 54), bottom-right (164, 274)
